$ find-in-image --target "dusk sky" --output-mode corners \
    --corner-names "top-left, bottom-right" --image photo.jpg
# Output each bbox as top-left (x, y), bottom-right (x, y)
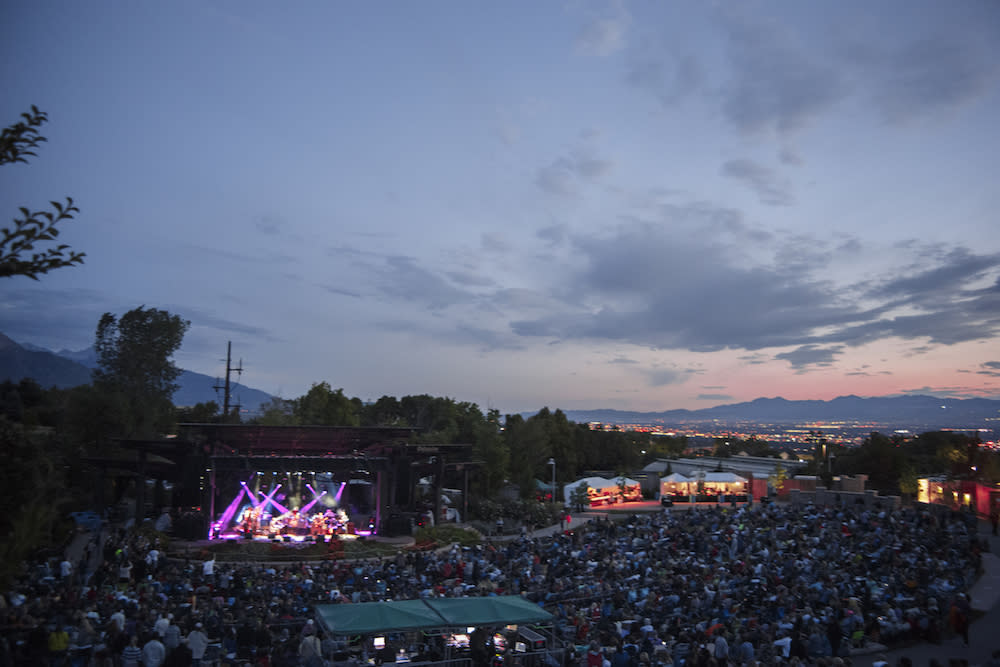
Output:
top-left (2, 1), bottom-right (999, 414)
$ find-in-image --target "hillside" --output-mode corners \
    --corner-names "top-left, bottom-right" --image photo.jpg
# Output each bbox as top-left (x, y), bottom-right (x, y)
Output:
top-left (0, 334), bottom-right (274, 412)
top-left (0, 333), bottom-right (92, 389)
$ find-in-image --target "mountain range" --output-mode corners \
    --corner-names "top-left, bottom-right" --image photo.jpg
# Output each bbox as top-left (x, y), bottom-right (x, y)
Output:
top-left (2, 332), bottom-right (999, 429)
top-left (0, 333), bottom-right (274, 413)
top-left (556, 394), bottom-right (1000, 431)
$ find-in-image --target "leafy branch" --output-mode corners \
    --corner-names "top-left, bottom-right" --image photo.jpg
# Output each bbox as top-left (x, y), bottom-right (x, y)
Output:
top-left (1, 198), bottom-right (85, 280)
top-left (1, 106), bottom-right (86, 280)
top-left (0, 105), bottom-right (48, 166)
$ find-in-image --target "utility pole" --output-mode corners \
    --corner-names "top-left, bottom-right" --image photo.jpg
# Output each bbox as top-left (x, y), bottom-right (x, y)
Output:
top-left (213, 341), bottom-right (243, 423)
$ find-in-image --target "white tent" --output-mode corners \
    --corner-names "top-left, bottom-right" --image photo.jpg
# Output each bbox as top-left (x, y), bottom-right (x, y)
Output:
top-left (563, 477), bottom-right (618, 506)
top-left (615, 476), bottom-right (643, 502)
top-left (701, 471), bottom-right (748, 496)
top-left (702, 472), bottom-right (747, 484)
top-left (659, 472), bottom-right (695, 497)
top-left (660, 473), bottom-right (693, 484)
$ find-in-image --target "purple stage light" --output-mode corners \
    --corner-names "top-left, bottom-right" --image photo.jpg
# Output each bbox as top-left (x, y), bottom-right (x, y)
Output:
top-left (212, 487), bottom-right (246, 539)
top-left (240, 480), bottom-right (259, 508)
top-left (268, 498), bottom-right (291, 516)
top-left (333, 481), bottom-right (346, 504)
top-left (257, 483), bottom-right (281, 510)
top-left (300, 491), bottom-right (327, 514)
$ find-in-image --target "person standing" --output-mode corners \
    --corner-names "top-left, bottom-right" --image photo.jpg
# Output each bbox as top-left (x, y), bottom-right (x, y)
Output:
top-left (142, 634), bottom-right (166, 667)
top-left (121, 636), bottom-right (142, 667)
top-left (298, 630), bottom-right (323, 667)
top-left (949, 594), bottom-right (970, 647)
top-left (185, 623), bottom-right (210, 667)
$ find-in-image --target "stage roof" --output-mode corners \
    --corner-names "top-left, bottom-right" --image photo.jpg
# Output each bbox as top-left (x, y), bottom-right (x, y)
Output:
top-left (315, 596), bottom-right (552, 635)
top-left (178, 424), bottom-right (417, 457)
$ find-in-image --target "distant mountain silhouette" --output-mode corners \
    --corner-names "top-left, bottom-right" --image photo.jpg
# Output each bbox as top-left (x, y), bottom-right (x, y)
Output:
top-left (556, 394), bottom-right (1000, 430)
top-left (172, 370), bottom-right (274, 414)
top-left (0, 334), bottom-right (274, 412)
top-left (0, 333), bottom-right (92, 388)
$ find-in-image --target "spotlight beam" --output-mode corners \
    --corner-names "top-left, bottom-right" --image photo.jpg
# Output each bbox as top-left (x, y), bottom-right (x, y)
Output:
top-left (213, 487), bottom-right (246, 538)
top-left (300, 491), bottom-right (327, 514)
top-left (240, 480), bottom-right (259, 508)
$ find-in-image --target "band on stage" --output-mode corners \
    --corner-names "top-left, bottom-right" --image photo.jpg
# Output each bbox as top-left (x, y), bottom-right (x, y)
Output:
top-left (235, 506), bottom-right (355, 538)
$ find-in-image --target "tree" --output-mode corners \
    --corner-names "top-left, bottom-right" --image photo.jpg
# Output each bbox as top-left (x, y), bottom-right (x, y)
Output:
top-left (1, 106), bottom-right (85, 279)
top-left (255, 396), bottom-right (296, 426)
top-left (93, 306), bottom-right (190, 438)
top-left (293, 382), bottom-right (359, 426)
top-left (570, 482), bottom-right (590, 512)
top-left (175, 401), bottom-right (220, 424)
top-left (0, 417), bottom-right (70, 587)
top-left (768, 464), bottom-right (787, 495)
top-left (472, 408), bottom-right (508, 497)
top-left (898, 462), bottom-right (919, 501)
top-left (361, 395), bottom-right (403, 426)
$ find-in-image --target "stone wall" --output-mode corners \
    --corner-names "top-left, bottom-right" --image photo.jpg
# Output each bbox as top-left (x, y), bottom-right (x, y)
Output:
top-left (788, 487), bottom-right (900, 510)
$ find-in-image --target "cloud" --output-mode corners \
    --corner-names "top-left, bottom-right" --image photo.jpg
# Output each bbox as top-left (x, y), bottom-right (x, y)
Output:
top-left (643, 367), bottom-right (687, 387)
top-left (502, 211), bottom-right (1000, 362)
top-left (721, 159), bottom-right (794, 206)
top-left (719, 10), bottom-right (849, 135)
top-left (0, 287), bottom-right (112, 350)
top-left (895, 385), bottom-right (998, 400)
top-left (254, 214), bottom-right (284, 235)
top-left (738, 354), bottom-right (768, 366)
top-left (626, 54), bottom-right (703, 105)
top-left (866, 247), bottom-right (998, 304)
top-left (774, 345), bottom-right (843, 369)
top-left (321, 286), bottom-right (362, 299)
top-left (697, 393), bottom-right (733, 402)
top-left (166, 306), bottom-right (281, 342)
top-left (537, 224), bottom-right (568, 246)
top-left (779, 148), bottom-right (803, 166)
top-left (870, 36), bottom-right (1000, 123)
top-left (576, 12), bottom-right (630, 56)
top-left (536, 152), bottom-right (614, 197)
top-left (445, 269), bottom-right (496, 288)
top-left (481, 232), bottom-right (511, 254)
top-left (371, 256), bottom-right (474, 310)
top-left (511, 214), bottom-right (864, 352)
top-left (978, 361), bottom-right (1000, 377)
top-left (609, 356), bottom-right (637, 365)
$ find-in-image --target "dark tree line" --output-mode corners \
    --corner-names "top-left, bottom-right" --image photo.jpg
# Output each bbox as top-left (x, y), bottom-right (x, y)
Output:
top-left (821, 430), bottom-right (997, 495)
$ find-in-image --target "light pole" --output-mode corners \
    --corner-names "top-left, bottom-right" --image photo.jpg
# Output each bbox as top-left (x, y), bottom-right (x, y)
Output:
top-left (548, 458), bottom-right (556, 509)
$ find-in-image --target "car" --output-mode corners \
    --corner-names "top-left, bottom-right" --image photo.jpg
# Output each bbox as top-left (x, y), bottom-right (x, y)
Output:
top-left (660, 497), bottom-right (674, 507)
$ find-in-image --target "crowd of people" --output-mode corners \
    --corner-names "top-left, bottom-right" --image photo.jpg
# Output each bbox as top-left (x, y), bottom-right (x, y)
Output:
top-left (0, 500), bottom-right (993, 667)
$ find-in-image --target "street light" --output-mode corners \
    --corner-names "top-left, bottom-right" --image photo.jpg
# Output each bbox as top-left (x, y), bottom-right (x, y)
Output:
top-left (547, 458), bottom-right (556, 509)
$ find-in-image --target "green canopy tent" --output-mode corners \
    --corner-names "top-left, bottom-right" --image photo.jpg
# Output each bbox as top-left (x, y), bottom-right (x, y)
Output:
top-left (315, 599), bottom-right (443, 635)
top-left (315, 596), bottom-right (552, 636)
top-left (427, 597), bottom-right (553, 628)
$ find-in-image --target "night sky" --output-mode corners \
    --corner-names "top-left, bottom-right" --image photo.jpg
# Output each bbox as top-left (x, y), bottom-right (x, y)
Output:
top-left (2, 1), bottom-right (998, 413)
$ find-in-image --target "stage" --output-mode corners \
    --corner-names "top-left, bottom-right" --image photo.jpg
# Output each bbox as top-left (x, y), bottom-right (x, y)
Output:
top-left (208, 471), bottom-right (376, 543)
